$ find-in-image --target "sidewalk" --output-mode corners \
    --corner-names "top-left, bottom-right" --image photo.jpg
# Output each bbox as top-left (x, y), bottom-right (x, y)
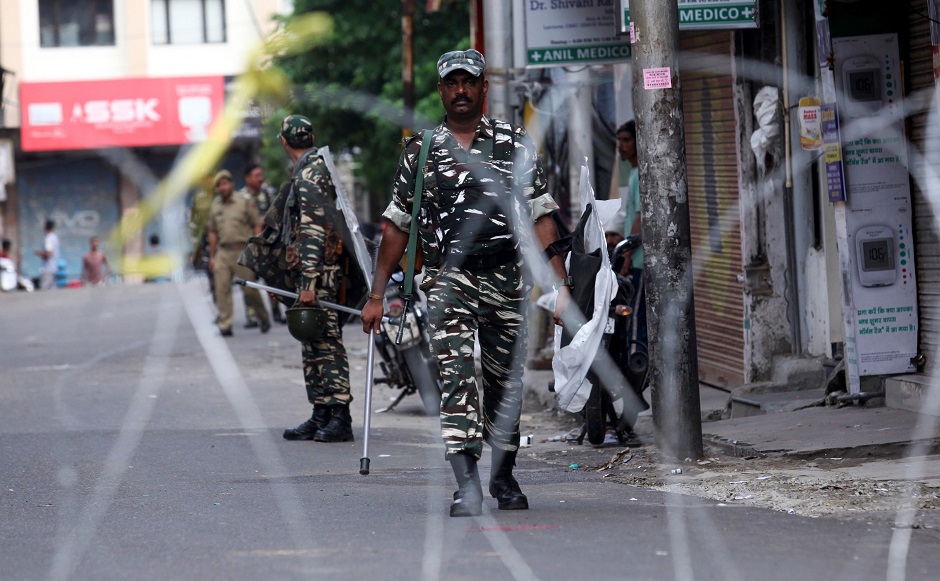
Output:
top-left (524, 367), bottom-right (940, 469)
top-left (701, 405), bottom-right (940, 459)
top-left (348, 317), bottom-right (940, 523)
top-left (347, 318), bottom-right (940, 487)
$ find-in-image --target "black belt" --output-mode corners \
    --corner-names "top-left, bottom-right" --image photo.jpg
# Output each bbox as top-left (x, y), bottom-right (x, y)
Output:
top-left (447, 248), bottom-right (518, 271)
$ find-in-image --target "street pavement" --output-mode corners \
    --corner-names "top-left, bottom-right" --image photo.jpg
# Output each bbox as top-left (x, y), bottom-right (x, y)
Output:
top-left (2, 279), bottom-right (939, 580)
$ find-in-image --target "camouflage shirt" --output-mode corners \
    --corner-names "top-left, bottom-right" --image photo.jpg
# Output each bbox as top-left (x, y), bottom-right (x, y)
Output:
top-left (238, 184), bottom-right (276, 217)
top-left (286, 148), bottom-right (343, 293)
top-left (384, 116), bottom-right (557, 267)
top-left (188, 187), bottom-right (216, 246)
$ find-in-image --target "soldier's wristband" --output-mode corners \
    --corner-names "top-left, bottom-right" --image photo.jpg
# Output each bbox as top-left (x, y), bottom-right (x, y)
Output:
top-left (553, 276), bottom-right (573, 290)
top-left (368, 292), bottom-right (383, 301)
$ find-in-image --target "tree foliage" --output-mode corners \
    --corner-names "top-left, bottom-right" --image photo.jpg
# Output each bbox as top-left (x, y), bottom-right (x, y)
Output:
top-left (262, 0), bottom-right (471, 219)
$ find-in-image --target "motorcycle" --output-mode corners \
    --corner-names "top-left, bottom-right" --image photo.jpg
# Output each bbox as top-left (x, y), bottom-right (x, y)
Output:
top-left (373, 269), bottom-right (443, 417)
top-left (579, 234), bottom-right (650, 447)
top-left (237, 266), bottom-right (442, 417)
top-left (546, 230), bottom-right (650, 447)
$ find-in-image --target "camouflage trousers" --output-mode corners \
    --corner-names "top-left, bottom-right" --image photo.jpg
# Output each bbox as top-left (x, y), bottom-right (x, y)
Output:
top-left (302, 338), bottom-right (350, 406)
top-left (427, 260), bottom-right (528, 460)
top-left (294, 266), bottom-right (352, 407)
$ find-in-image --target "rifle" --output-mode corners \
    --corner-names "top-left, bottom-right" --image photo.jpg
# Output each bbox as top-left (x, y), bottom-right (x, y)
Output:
top-left (397, 129), bottom-right (433, 345)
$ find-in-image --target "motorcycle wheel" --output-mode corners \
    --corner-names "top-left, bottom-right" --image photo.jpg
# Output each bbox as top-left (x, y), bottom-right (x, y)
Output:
top-left (401, 344), bottom-right (442, 417)
top-left (584, 376), bottom-right (606, 446)
top-left (627, 348), bottom-right (650, 396)
top-left (628, 350), bottom-right (649, 375)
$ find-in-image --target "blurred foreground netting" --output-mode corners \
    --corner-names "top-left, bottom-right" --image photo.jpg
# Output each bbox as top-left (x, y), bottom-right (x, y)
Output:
top-left (10, 5), bottom-right (940, 578)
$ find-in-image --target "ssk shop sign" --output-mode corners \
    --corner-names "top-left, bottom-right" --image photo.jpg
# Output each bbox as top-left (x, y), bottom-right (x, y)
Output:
top-left (20, 76), bottom-right (225, 152)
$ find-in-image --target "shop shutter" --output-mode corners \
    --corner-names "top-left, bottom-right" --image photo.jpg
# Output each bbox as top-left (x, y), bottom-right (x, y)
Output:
top-left (679, 31), bottom-right (746, 388)
top-left (906, 3), bottom-right (940, 375)
top-left (16, 158), bottom-right (120, 282)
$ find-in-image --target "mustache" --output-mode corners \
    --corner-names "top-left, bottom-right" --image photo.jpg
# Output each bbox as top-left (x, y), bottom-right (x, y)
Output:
top-left (451, 96), bottom-right (472, 105)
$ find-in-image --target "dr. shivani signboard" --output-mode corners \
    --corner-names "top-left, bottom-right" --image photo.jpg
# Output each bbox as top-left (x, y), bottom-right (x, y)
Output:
top-left (620, 0), bottom-right (758, 32)
top-left (525, 0), bottom-right (630, 67)
top-left (524, 1), bottom-right (757, 69)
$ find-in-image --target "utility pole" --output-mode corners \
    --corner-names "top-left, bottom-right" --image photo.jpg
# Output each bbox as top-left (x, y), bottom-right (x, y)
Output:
top-left (567, 67), bottom-right (593, 222)
top-left (482, 0), bottom-right (512, 121)
top-left (402, 0), bottom-right (415, 138)
top-left (470, 0), bottom-right (485, 57)
top-left (630, 0), bottom-right (703, 459)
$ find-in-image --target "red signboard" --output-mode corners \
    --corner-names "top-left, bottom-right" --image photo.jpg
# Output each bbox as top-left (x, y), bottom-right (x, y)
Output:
top-left (20, 76), bottom-right (226, 152)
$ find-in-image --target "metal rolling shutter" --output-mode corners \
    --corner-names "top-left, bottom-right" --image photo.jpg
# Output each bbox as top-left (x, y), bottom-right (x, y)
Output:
top-left (679, 31), bottom-right (746, 388)
top-left (16, 158), bottom-right (120, 282)
top-left (906, 3), bottom-right (940, 375)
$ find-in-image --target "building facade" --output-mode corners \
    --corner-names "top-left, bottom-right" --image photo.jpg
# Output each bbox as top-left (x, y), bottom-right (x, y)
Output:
top-left (649, 0), bottom-right (940, 397)
top-left (508, 0), bottom-right (940, 395)
top-left (0, 0), bottom-right (287, 282)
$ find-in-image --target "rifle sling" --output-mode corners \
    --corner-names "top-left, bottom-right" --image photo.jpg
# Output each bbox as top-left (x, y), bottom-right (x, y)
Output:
top-left (403, 129), bottom-right (433, 298)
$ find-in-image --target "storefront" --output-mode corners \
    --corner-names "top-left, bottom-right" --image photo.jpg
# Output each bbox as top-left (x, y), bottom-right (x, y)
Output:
top-left (818, 0), bottom-right (931, 389)
top-left (12, 75), bottom-right (252, 283)
top-left (903, 2), bottom-right (940, 377)
top-left (680, 30), bottom-right (747, 388)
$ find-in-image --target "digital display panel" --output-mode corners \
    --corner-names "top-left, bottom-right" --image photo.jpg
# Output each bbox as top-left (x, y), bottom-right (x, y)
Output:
top-left (860, 239), bottom-right (894, 271)
top-left (848, 69), bottom-right (881, 102)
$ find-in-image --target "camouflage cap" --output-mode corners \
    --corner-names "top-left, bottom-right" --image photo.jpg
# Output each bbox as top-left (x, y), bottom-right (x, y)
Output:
top-left (213, 169), bottom-right (233, 187)
top-left (279, 114), bottom-right (314, 149)
top-left (437, 49), bottom-right (485, 79)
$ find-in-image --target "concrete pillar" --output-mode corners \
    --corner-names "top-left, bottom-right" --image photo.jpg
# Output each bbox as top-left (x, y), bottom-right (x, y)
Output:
top-left (483, 0), bottom-right (513, 122)
top-left (567, 67), bottom-right (593, 221)
top-left (123, 0), bottom-right (150, 76)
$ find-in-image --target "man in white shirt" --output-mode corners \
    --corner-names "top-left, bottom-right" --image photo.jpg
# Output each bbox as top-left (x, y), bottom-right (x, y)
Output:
top-left (34, 219), bottom-right (60, 290)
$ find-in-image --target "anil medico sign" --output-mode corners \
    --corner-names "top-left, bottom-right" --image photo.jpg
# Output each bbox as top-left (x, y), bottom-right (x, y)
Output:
top-left (525, 0), bottom-right (631, 67)
top-left (620, 0), bottom-right (758, 32)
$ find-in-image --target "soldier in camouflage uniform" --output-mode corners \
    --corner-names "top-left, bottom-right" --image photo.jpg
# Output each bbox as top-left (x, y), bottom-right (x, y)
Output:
top-left (361, 49), bottom-right (571, 517)
top-left (238, 163), bottom-right (285, 325)
top-left (245, 114), bottom-right (354, 443)
top-left (189, 173), bottom-right (217, 302)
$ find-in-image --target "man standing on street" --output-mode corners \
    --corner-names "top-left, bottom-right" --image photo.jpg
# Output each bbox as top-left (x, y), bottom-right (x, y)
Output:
top-left (206, 170), bottom-right (271, 337)
top-left (244, 114), bottom-right (355, 443)
top-left (360, 49), bottom-right (570, 517)
top-left (81, 236), bottom-right (110, 286)
top-left (239, 163), bottom-right (285, 325)
top-left (34, 219), bottom-right (59, 290)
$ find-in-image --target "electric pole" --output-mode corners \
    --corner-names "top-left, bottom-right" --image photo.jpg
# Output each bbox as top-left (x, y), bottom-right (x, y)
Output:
top-left (402, 0), bottom-right (414, 138)
top-left (482, 0), bottom-right (512, 121)
top-left (630, 0), bottom-right (703, 460)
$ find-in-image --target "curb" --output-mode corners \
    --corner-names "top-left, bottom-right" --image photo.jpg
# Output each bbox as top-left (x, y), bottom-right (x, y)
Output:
top-left (703, 434), bottom-right (940, 461)
top-left (702, 435), bottom-right (763, 458)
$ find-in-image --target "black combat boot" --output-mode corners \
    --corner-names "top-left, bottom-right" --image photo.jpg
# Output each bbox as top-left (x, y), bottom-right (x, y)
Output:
top-left (489, 448), bottom-right (528, 510)
top-left (449, 452), bottom-right (483, 517)
top-left (313, 405), bottom-right (354, 442)
top-left (282, 405), bottom-right (331, 441)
